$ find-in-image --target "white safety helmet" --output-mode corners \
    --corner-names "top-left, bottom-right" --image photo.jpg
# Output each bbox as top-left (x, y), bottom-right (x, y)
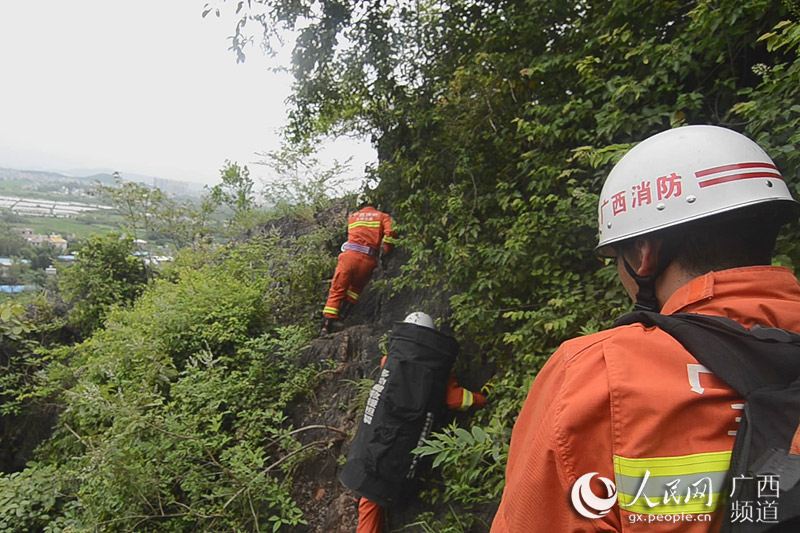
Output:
top-left (356, 192), bottom-right (371, 208)
top-left (596, 125), bottom-right (798, 256)
top-left (403, 312), bottom-right (435, 330)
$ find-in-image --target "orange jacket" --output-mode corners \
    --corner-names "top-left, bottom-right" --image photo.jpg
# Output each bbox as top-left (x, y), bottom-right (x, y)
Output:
top-left (348, 207), bottom-right (395, 255)
top-left (491, 266), bottom-right (800, 533)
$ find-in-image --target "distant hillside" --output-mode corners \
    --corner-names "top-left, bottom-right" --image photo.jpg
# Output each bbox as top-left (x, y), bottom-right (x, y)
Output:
top-left (0, 168), bottom-right (115, 185)
top-left (0, 167), bottom-right (204, 198)
top-left (73, 173), bottom-right (118, 185)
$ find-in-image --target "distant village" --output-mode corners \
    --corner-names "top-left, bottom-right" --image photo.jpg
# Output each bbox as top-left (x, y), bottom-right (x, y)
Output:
top-left (12, 227), bottom-right (69, 251)
top-left (0, 229), bottom-right (173, 293)
top-left (0, 168), bottom-right (191, 293)
top-left (0, 229), bottom-right (74, 291)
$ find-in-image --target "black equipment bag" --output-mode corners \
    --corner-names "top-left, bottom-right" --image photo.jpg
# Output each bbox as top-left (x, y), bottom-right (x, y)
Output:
top-left (339, 321), bottom-right (458, 508)
top-left (614, 311), bottom-right (800, 532)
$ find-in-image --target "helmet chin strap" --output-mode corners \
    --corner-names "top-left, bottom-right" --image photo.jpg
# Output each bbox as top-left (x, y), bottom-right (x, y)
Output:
top-left (617, 237), bottom-right (679, 312)
top-left (621, 237), bottom-right (680, 312)
top-left (621, 257), bottom-right (661, 312)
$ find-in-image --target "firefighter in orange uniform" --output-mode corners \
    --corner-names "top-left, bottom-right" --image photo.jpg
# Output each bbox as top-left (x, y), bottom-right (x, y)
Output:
top-left (321, 197), bottom-right (396, 336)
top-left (357, 373), bottom-right (486, 533)
top-left (490, 126), bottom-right (800, 532)
top-left (350, 312), bottom-right (487, 533)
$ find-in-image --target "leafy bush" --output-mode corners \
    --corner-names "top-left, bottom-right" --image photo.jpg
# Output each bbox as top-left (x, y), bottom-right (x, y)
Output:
top-left (0, 463), bottom-right (76, 533)
top-left (0, 301), bottom-right (30, 344)
top-left (3, 226), bottom-right (337, 531)
top-left (414, 418), bottom-right (509, 507)
top-left (59, 232), bottom-right (146, 335)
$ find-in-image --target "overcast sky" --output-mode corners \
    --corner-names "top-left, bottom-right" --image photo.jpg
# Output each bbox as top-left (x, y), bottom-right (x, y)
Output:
top-left (0, 1), bottom-right (374, 188)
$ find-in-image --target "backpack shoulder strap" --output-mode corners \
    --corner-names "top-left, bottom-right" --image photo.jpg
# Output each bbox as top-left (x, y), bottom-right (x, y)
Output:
top-left (613, 311), bottom-right (800, 396)
top-left (615, 311), bottom-right (800, 531)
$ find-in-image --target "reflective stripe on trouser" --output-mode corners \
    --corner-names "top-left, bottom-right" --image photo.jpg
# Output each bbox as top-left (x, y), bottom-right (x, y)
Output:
top-left (323, 251), bottom-right (377, 318)
top-left (614, 451), bottom-right (731, 514)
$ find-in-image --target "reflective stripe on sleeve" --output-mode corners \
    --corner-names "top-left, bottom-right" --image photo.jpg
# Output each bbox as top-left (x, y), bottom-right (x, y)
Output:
top-left (614, 451), bottom-right (731, 514)
top-left (460, 389), bottom-right (474, 411)
top-left (382, 235), bottom-right (396, 244)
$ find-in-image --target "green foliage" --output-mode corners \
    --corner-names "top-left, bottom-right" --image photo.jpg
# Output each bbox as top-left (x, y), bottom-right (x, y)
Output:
top-left (95, 174), bottom-right (219, 249)
top-left (20, 243), bottom-right (59, 272)
top-left (149, 194), bottom-right (219, 250)
top-left (257, 140), bottom-right (352, 216)
top-left (414, 418), bottom-right (508, 507)
top-left (208, 161), bottom-right (256, 231)
top-left (94, 173), bottom-right (167, 242)
top-left (0, 294), bottom-right (72, 515)
top-left (59, 232), bottom-right (146, 335)
top-left (44, 345), bottom-right (311, 531)
top-left (0, 464), bottom-right (76, 533)
top-left (0, 224), bottom-right (27, 257)
top-left (345, 377), bottom-right (380, 418)
top-left (4, 224), bottom-right (336, 530)
top-left (731, 17), bottom-right (800, 267)
top-left (0, 301), bottom-right (36, 433)
top-left (0, 301), bottom-right (30, 343)
top-left (0, 298), bottom-right (60, 418)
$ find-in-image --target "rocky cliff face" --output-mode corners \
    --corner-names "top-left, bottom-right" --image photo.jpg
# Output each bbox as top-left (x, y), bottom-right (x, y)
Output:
top-left (282, 244), bottom-right (495, 532)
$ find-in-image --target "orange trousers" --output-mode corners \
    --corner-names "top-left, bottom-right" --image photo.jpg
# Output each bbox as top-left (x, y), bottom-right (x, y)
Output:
top-left (357, 498), bottom-right (384, 533)
top-left (323, 251), bottom-right (377, 319)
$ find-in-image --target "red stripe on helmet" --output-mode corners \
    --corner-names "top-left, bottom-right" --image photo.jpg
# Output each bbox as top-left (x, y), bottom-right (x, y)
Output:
top-left (698, 171), bottom-right (784, 188)
top-left (695, 162), bottom-right (780, 178)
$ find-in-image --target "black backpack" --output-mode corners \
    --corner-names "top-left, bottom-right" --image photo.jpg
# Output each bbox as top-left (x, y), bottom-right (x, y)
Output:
top-left (614, 311), bottom-right (800, 532)
top-left (339, 321), bottom-right (458, 508)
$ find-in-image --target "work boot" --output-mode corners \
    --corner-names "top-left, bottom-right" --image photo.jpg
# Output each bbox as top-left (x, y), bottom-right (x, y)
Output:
top-left (319, 317), bottom-right (335, 337)
top-left (339, 300), bottom-right (354, 321)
